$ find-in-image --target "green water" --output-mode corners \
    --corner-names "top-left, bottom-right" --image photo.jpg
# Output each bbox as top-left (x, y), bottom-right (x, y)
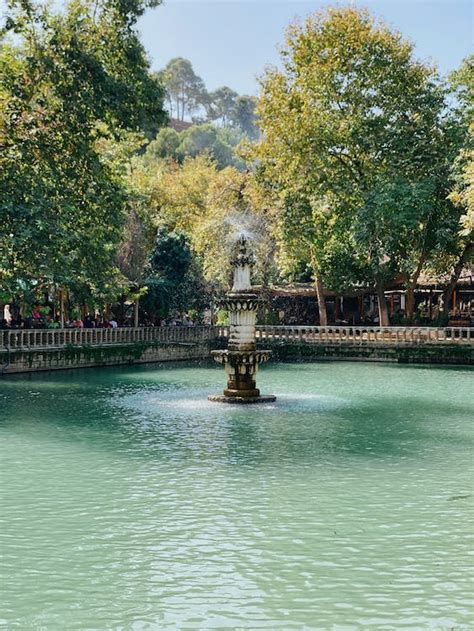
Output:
top-left (0, 361), bottom-right (473, 630)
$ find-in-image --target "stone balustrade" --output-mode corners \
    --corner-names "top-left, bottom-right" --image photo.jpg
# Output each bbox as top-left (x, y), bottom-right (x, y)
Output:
top-left (252, 325), bottom-right (473, 345)
top-left (1, 324), bottom-right (472, 350)
top-left (0, 326), bottom-right (216, 350)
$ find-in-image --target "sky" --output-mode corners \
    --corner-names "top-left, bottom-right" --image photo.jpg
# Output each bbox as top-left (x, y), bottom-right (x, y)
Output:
top-left (137, 0), bottom-right (473, 95)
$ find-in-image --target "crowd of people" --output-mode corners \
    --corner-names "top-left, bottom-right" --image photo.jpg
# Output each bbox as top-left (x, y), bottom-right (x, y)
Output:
top-left (0, 305), bottom-right (203, 329)
top-left (0, 312), bottom-right (119, 330)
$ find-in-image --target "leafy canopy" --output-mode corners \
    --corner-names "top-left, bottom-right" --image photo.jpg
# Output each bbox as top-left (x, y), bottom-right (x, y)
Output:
top-left (254, 7), bottom-right (461, 300)
top-left (0, 0), bottom-right (167, 302)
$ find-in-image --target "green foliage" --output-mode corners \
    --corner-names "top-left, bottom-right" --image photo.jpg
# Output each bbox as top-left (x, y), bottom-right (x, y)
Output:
top-left (127, 153), bottom-right (279, 288)
top-left (145, 128), bottom-right (181, 160)
top-left (141, 227), bottom-right (207, 318)
top-left (158, 57), bottom-right (205, 121)
top-left (143, 123), bottom-right (244, 169)
top-left (176, 124), bottom-right (241, 168)
top-left (448, 55), bottom-right (474, 238)
top-left (0, 0), bottom-right (167, 305)
top-left (149, 228), bottom-right (193, 280)
top-left (254, 6), bottom-right (463, 312)
top-left (231, 95), bottom-right (258, 138)
top-left (207, 86), bottom-right (238, 126)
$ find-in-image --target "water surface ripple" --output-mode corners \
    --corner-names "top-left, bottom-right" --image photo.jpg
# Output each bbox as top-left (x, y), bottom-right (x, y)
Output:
top-left (0, 362), bottom-right (473, 629)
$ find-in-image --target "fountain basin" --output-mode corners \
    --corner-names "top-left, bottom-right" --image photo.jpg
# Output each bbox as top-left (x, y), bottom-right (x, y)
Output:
top-left (210, 349), bottom-right (275, 402)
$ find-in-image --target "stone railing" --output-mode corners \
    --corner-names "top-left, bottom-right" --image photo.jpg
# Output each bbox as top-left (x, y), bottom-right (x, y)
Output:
top-left (251, 325), bottom-right (473, 345)
top-left (1, 324), bottom-right (472, 350)
top-left (1, 326), bottom-right (216, 350)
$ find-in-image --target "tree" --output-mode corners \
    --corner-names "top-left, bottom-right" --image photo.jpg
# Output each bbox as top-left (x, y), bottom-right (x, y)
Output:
top-left (231, 96), bottom-right (258, 139)
top-left (254, 7), bottom-right (458, 325)
top-left (208, 86), bottom-right (238, 127)
top-left (141, 227), bottom-right (206, 319)
top-left (443, 55), bottom-right (474, 313)
top-left (129, 155), bottom-right (278, 288)
top-left (116, 209), bottom-right (150, 325)
top-left (0, 0), bottom-right (167, 310)
top-left (141, 123), bottom-right (244, 169)
top-left (145, 128), bottom-right (181, 161)
top-left (176, 124), bottom-right (234, 168)
top-left (159, 58), bottom-right (206, 121)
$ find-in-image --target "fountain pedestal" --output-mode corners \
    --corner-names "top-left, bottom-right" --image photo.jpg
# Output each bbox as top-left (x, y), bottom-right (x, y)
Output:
top-left (208, 236), bottom-right (276, 404)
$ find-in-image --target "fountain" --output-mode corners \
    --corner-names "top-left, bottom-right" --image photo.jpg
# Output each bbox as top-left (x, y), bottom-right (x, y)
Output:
top-left (208, 235), bottom-right (276, 404)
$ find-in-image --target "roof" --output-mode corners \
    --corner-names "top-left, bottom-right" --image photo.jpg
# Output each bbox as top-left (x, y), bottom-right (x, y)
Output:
top-left (255, 268), bottom-right (474, 298)
top-left (418, 266), bottom-right (474, 287)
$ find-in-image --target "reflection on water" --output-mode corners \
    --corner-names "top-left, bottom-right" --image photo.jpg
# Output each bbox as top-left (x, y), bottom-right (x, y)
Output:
top-left (0, 362), bottom-right (473, 629)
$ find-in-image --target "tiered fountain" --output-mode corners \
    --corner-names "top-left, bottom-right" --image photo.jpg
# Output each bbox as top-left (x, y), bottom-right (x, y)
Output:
top-left (208, 235), bottom-right (276, 404)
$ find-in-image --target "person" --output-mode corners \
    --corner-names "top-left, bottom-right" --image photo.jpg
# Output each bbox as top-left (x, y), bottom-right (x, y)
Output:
top-left (84, 314), bottom-right (94, 328)
top-left (109, 318), bottom-right (118, 329)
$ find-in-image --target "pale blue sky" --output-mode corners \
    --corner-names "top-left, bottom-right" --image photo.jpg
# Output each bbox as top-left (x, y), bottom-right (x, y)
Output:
top-left (137, 0), bottom-right (473, 95)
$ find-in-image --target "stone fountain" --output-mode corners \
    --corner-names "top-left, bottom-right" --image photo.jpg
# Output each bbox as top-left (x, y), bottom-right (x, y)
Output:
top-left (208, 235), bottom-right (276, 404)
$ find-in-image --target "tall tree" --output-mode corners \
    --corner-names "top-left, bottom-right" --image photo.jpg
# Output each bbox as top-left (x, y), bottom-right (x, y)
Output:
top-left (443, 55), bottom-right (474, 313)
top-left (231, 95), bottom-right (258, 139)
top-left (209, 86), bottom-right (238, 127)
top-left (116, 209), bottom-right (149, 325)
top-left (254, 7), bottom-right (457, 325)
top-left (159, 58), bottom-right (206, 121)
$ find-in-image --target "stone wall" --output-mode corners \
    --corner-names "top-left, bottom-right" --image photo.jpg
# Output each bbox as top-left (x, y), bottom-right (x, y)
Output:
top-left (0, 341), bottom-right (212, 375)
top-left (1, 333), bottom-right (472, 375)
top-left (260, 341), bottom-right (474, 365)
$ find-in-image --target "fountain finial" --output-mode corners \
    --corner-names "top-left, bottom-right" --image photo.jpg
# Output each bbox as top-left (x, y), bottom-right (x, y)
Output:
top-left (231, 234), bottom-right (255, 292)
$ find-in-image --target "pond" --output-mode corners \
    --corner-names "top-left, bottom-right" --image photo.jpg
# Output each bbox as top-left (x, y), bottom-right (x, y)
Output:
top-left (0, 361), bottom-right (472, 629)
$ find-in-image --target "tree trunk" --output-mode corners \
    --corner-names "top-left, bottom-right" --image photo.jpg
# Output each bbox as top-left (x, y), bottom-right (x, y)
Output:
top-left (59, 289), bottom-right (65, 328)
top-left (133, 300), bottom-right (139, 328)
top-left (405, 253), bottom-right (427, 319)
top-left (442, 242), bottom-right (473, 313)
top-left (376, 280), bottom-right (390, 327)
top-left (405, 286), bottom-right (416, 320)
top-left (315, 276), bottom-right (328, 326)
